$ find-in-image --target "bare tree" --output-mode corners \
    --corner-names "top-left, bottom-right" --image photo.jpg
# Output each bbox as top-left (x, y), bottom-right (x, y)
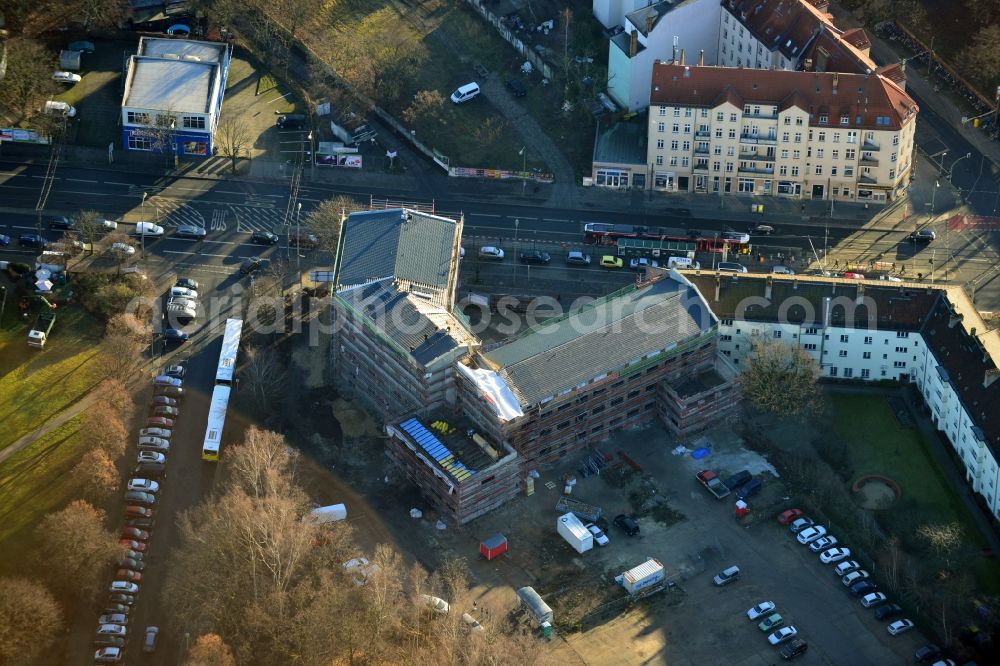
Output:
top-left (107, 312), bottom-right (152, 340)
top-left (307, 196), bottom-right (362, 258)
top-left (216, 115), bottom-right (254, 173)
top-left (93, 378), bottom-right (136, 422)
top-left (226, 427), bottom-right (299, 500)
top-left (738, 337), bottom-right (822, 415)
top-left (35, 500), bottom-right (120, 600)
top-left (73, 210), bottom-right (107, 253)
top-left (76, 0), bottom-right (128, 31)
top-left (184, 633), bottom-right (238, 666)
top-left (0, 38), bottom-right (57, 120)
top-left (959, 24), bottom-right (1000, 88)
top-left (403, 90), bottom-right (448, 137)
top-left (273, 0), bottom-right (322, 40)
top-left (917, 522), bottom-right (964, 573)
top-left (81, 404), bottom-right (129, 459)
top-left (0, 577), bottom-right (62, 664)
top-left (72, 448), bottom-right (120, 501)
top-left (241, 347), bottom-right (288, 416)
top-left (99, 333), bottom-right (145, 381)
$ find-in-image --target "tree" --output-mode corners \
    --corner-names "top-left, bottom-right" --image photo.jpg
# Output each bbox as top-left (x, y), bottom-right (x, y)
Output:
top-left (241, 346), bottom-right (288, 417)
top-left (75, 0), bottom-right (127, 31)
top-left (216, 115), bottom-right (253, 174)
top-left (0, 578), bottom-right (62, 665)
top-left (226, 427), bottom-right (299, 500)
top-left (959, 24), bottom-right (1000, 88)
top-left (738, 337), bottom-right (821, 415)
top-left (71, 448), bottom-right (120, 501)
top-left (402, 90), bottom-right (448, 138)
top-left (35, 500), bottom-right (119, 600)
top-left (107, 312), bottom-right (152, 340)
top-left (99, 332), bottom-right (144, 381)
top-left (184, 633), bottom-right (237, 666)
top-left (80, 403), bottom-right (128, 459)
top-left (73, 210), bottom-right (106, 252)
top-left (307, 196), bottom-right (361, 257)
top-left (916, 522), bottom-right (964, 574)
top-left (93, 378), bottom-right (135, 422)
top-left (0, 38), bottom-right (57, 120)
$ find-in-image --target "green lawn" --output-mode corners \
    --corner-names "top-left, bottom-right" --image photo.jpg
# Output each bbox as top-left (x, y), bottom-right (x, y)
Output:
top-left (830, 393), bottom-right (1000, 592)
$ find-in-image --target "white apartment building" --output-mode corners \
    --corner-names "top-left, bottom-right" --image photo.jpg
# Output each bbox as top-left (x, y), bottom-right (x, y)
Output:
top-left (646, 63), bottom-right (918, 202)
top-left (689, 274), bottom-right (1000, 520)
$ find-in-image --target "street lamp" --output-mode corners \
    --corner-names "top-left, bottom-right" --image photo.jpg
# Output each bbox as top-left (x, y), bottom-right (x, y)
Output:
top-left (141, 192), bottom-right (148, 259)
top-left (514, 218), bottom-right (520, 284)
top-left (296, 202), bottom-right (304, 276)
top-left (947, 152), bottom-right (972, 199)
top-left (519, 146), bottom-right (526, 195)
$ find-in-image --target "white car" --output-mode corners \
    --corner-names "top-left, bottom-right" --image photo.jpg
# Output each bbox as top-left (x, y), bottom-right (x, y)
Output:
top-left (342, 557), bottom-right (380, 586)
top-left (97, 613), bottom-right (128, 625)
top-left (842, 570), bottom-right (870, 587)
top-left (127, 479), bottom-right (160, 493)
top-left (887, 619), bottom-right (914, 635)
top-left (53, 70), bottom-right (82, 84)
top-left (98, 219), bottom-right (118, 230)
top-left (819, 547), bottom-right (851, 564)
top-left (96, 623), bottom-right (127, 637)
top-left (585, 523), bottom-right (609, 546)
top-left (109, 581), bottom-right (139, 594)
top-left (767, 626), bottom-right (798, 645)
top-left (169, 286), bottom-right (199, 299)
top-left (722, 231), bottom-right (751, 243)
top-left (796, 525), bottom-right (827, 544)
top-left (421, 594), bottom-right (450, 614)
top-left (462, 612), bottom-right (485, 632)
top-left (834, 560), bottom-right (861, 577)
top-left (139, 427), bottom-right (171, 439)
top-left (137, 451), bottom-right (166, 465)
top-left (809, 535), bottom-right (838, 552)
top-left (111, 242), bottom-right (136, 256)
top-left (478, 246), bottom-right (504, 260)
top-left (153, 375), bottom-right (182, 387)
top-left (788, 517), bottom-right (814, 533)
top-left (860, 592), bottom-right (887, 608)
top-left (94, 647), bottom-right (123, 663)
top-left (746, 601), bottom-right (776, 621)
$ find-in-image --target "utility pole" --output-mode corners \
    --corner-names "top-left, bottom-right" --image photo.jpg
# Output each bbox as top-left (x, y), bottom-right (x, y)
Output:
top-left (141, 192), bottom-right (148, 259)
top-left (296, 202), bottom-right (303, 276)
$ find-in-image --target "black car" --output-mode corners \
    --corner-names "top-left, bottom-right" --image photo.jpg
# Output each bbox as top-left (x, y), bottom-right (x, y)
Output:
top-left (778, 638), bottom-right (808, 661)
top-left (163, 329), bottom-right (189, 343)
top-left (133, 463), bottom-right (166, 479)
top-left (850, 580), bottom-right (877, 597)
top-left (613, 514), bottom-right (640, 536)
top-left (155, 385), bottom-right (184, 398)
top-left (914, 645), bottom-right (942, 662)
top-left (102, 604), bottom-right (131, 616)
top-left (908, 229), bottom-right (936, 243)
top-left (276, 114), bottom-right (307, 129)
top-left (126, 517), bottom-right (155, 530)
top-left (874, 603), bottom-right (903, 620)
top-left (748, 223), bottom-right (776, 235)
top-left (48, 216), bottom-right (74, 230)
top-left (151, 405), bottom-right (179, 418)
top-left (519, 251), bottom-right (551, 265)
top-left (251, 231), bottom-right (279, 245)
top-left (506, 78), bottom-right (527, 97)
top-left (239, 257), bottom-right (270, 276)
top-left (723, 470), bottom-right (752, 490)
top-left (175, 278), bottom-right (199, 290)
top-left (108, 593), bottom-right (135, 606)
top-left (174, 225), bottom-right (207, 239)
top-left (289, 233), bottom-right (319, 249)
top-left (93, 635), bottom-right (126, 648)
top-left (737, 477), bottom-right (762, 499)
top-left (18, 234), bottom-right (48, 248)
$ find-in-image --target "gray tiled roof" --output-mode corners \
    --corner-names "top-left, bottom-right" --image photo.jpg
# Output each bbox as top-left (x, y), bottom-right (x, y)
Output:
top-left (338, 280), bottom-right (461, 369)
top-left (337, 209), bottom-right (458, 289)
top-left (486, 276), bottom-right (715, 406)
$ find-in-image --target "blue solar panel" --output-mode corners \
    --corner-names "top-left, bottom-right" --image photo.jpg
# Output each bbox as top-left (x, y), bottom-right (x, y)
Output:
top-left (398, 417), bottom-right (479, 480)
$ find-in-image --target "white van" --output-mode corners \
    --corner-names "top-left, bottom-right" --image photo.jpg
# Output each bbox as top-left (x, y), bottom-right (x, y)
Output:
top-left (132, 222), bottom-right (164, 237)
top-left (667, 256), bottom-right (700, 270)
top-left (166, 302), bottom-right (197, 320)
top-left (44, 100), bottom-right (77, 117)
top-left (717, 262), bottom-right (748, 273)
top-left (306, 503), bottom-right (347, 524)
top-left (450, 82), bottom-right (480, 104)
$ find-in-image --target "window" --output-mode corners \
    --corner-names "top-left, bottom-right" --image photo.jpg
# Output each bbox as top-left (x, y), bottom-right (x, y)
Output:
top-left (672, 124), bottom-right (680, 133)
top-left (815, 165), bottom-right (823, 175)
top-left (863, 351), bottom-right (871, 359)
top-left (894, 361), bottom-right (907, 368)
top-left (844, 166), bottom-right (854, 177)
top-left (728, 128), bottom-right (736, 139)
top-left (781, 149), bottom-right (789, 158)
top-left (793, 150), bottom-right (801, 159)
top-left (656, 156), bottom-right (664, 166)
top-left (714, 145), bottom-right (722, 155)
top-left (895, 347), bottom-right (908, 353)
top-left (819, 114), bottom-right (828, 124)
top-left (831, 166), bottom-right (838, 176)
top-left (843, 368), bottom-right (854, 378)
top-left (659, 107), bottom-right (667, 116)
top-left (784, 117), bottom-right (791, 125)
top-left (839, 350), bottom-right (848, 357)
top-left (127, 134), bottom-right (153, 150)
top-left (682, 140), bottom-right (691, 151)
top-left (725, 162), bottom-right (734, 173)
top-left (833, 132), bottom-right (841, 143)
top-left (795, 117), bottom-right (803, 126)
top-left (774, 331), bottom-right (782, 339)
top-left (893, 135), bottom-right (899, 146)
top-left (864, 336), bottom-right (872, 344)
top-left (847, 131), bottom-right (857, 144)
top-left (720, 334), bottom-right (733, 341)
top-left (681, 157), bottom-right (689, 167)
top-left (713, 161), bottom-right (721, 172)
top-left (779, 165), bottom-right (788, 176)
top-left (891, 152), bottom-right (897, 163)
top-left (817, 149), bottom-right (824, 158)
top-left (716, 112), bottom-right (724, 121)
top-left (889, 169), bottom-right (895, 179)
top-left (730, 113), bottom-right (737, 122)
top-left (658, 122), bottom-right (665, 133)
top-left (673, 108), bottom-right (681, 117)
top-left (671, 140), bottom-right (679, 150)
top-left (683, 124), bottom-right (691, 134)
top-left (804, 343), bottom-right (817, 350)
top-left (727, 146), bottom-right (735, 156)
top-left (829, 366), bottom-right (838, 377)
top-left (668, 156), bottom-right (676, 166)
top-left (715, 128), bottom-right (723, 138)
top-left (896, 331), bottom-right (909, 338)
top-left (794, 133), bottom-right (802, 143)
top-left (126, 111), bottom-right (151, 125)
top-left (840, 334), bottom-right (849, 343)
top-left (685, 108), bottom-right (692, 117)
top-left (861, 369), bottom-right (870, 379)
top-left (818, 132), bottom-right (826, 143)
top-left (782, 132), bottom-right (790, 142)
top-left (790, 166), bottom-right (799, 177)
top-left (845, 149), bottom-right (856, 160)
top-left (182, 116), bottom-right (206, 129)
top-left (805, 327), bottom-right (819, 335)
top-left (840, 115), bottom-right (849, 125)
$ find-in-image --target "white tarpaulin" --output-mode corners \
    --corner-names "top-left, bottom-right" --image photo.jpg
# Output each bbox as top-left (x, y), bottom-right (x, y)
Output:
top-left (35, 279), bottom-right (53, 292)
top-left (456, 364), bottom-right (524, 421)
top-left (34, 269), bottom-right (52, 281)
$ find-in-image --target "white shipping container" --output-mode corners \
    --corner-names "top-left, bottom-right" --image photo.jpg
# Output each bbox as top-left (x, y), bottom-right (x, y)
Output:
top-left (307, 503), bottom-right (347, 524)
top-left (621, 558), bottom-right (665, 595)
top-left (556, 512), bottom-right (593, 554)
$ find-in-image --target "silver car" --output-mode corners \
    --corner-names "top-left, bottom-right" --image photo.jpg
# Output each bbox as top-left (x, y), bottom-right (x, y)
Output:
top-left (137, 436), bottom-right (169, 453)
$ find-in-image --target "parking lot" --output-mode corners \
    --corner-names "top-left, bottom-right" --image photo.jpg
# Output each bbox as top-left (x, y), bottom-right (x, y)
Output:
top-left (404, 421), bottom-right (929, 665)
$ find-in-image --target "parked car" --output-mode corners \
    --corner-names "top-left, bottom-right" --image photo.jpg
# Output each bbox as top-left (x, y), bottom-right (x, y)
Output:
top-left (164, 364), bottom-right (186, 378)
top-left (98, 613), bottom-right (129, 626)
top-left (175, 278), bottom-right (199, 290)
top-left (819, 547), bottom-right (851, 564)
top-left (778, 638), bottom-right (808, 661)
top-left (153, 376), bottom-right (182, 387)
top-left (155, 386), bottom-right (184, 398)
top-left (796, 525), bottom-right (828, 544)
top-left (151, 405), bottom-right (179, 418)
top-left (772, 265), bottom-right (795, 275)
top-left (109, 580), bottom-right (139, 594)
top-left (843, 271), bottom-right (866, 279)
top-left (132, 222), bottom-right (164, 237)
top-left (276, 114), bottom-right (307, 129)
top-left (808, 535), bottom-right (838, 552)
top-left (421, 594), bottom-right (450, 614)
top-left (0, 234), bottom-right (9, 246)
top-left (767, 626), bottom-right (798, 645)
top-left (251, 231), bottom-right (279, 245)
top-left (776, 509), bottom-right (803, 525)
top-left (18, 233), bottom-right (48, 248)
top-left (48, 215), bottom-right (74, 230)
top-left (505, 78), bottom-right (527, 97)
top-left (111, 242), bottom-right (136, 256)
top-left (717, 261), bottom-right (748, 273)
top-left (124, 505), bottom-right (153, 519)
top-left (167, 296), bottom-right (197, 310)
top-left (758, 613), bottom-right (783, 632)
top-left (151, 396), bottom-right (177, 408)
top-left (67, 41), bottom-right (96, 53)
top-left (117, 557), bottom-right (145, 572)
top-left (96, 623), bottom-right (127, 637)
top-left (478, 246), bottom-right (504, 260)
top-left (94, 647), bottom-right (123, 663)
top-left (874, 603), bottom-right (903, 621)
top-left (137, 448), bottom-right (165, 463)
top-left (613, 514), bottom-right (640, 536)
top-left (169, 286), bottom-right (199, 299)
top-left (519, 250), bottom-right (551, 265)
top-left (746, 601), bottom-right (775, 621)
top-left (124, 490), bottom-right (156, 505)
top-left (908, 229), bottom-right (936, 243)
top-left (137, 437), bottom-right (169, 453)
top-left (143, 626), bottom-right (160, 653)
top-left (138, 428), bottom-right (171, 440)
top-left (289, 232), bottom-right (318, 249)
top-left (600, 255), bottom-right (623, 269)
top-left (860, 592), bottom-right (887, 608)
top-left (887, 619), bottom-right (915, 635)
top-left (146, 417), bottom-right (174, 428)
top-left (93, 635), bottom-right (126, 649)
top-left (748, 223), bottom-right (776, 235)
top-left (913, 645), bottom-right (942, 662)
top-left (629, 257), bottom-right (657, 270)
top-left (133, 462), bottom-right (167, 479)
top-left (239, 257), bottom-right (269, 276)
top-left (722, 470), bottom-right (751, 491)
top-left (53, 70), bottom-right (82, 83)
top-left (103, 604), bottom-right (131, 615)
top-left (126, 517), bottom-right (155, 530)
top-left (850, 580), bottom-right (877, 597)
top-left (97, 219), bottom-right (118, 230)
top-left (115, 569), bottom-right (142, 583)
top-left (737, 477), bottom-right (762, 499)
top-left (834, 560), bottom-right (861, 577)
top-left (120, 526), bottom-right (149, 541)
top-left (585, 523), bottom-right (609, 546)
top-left (713, 565), bottom-right (740, 586)
top-left (108, 593), bottom-right (135, 606)
top-left (788, 516), bottom-right (814, 533)
top-left (565, 251), bottom-right (591, 266)
top-left (842, 569), bottom-right (870, 586)
top-left (174, 225), bottom-right (207, 239)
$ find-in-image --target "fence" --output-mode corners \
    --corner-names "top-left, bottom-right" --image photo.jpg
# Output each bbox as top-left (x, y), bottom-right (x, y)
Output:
top-left (462, 0), bottom-right (554, 81)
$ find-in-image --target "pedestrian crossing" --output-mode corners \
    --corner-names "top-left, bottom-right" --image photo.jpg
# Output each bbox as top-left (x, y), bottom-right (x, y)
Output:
top-left (141, 197), bottom-right (288, 234)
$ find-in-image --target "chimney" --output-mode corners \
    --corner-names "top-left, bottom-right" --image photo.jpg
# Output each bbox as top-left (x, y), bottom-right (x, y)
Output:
top-left (832, 72), bottom-right (839, 93)
top-left (679, 49), bottom-right (686, 66)
top-left (698, 50), bottom-right (705, 66)
top-left (646, 15), bottom-right (654, 35)
top-left (985, 369), bottom-right (1000, 389)
top-left (630, 30), bottom-right (638, 57)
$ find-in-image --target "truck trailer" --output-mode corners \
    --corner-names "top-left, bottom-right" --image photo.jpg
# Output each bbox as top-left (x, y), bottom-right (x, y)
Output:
top-left (617, 558), bottom-right (666, 595)
top-left (557, 512), bottom-right (593, 554)
top-left (28, 311), bottom-right (56, 348)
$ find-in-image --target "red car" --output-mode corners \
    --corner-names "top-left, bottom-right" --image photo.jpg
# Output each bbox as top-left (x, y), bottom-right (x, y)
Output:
top-left (146, 416), bottom-right (175, 428)
top-left (843, 271), bottom-right (866, 280)
top-left (777, 508), bottom-right (804, 525)
top-left (123, 505), bottom-right (153, 519)
top-left (115, 569), bottom-right (142, 583)
top-left (120, 527), bottom-right (149, 541)
top-left (118, 539), bottom-right (147, 553)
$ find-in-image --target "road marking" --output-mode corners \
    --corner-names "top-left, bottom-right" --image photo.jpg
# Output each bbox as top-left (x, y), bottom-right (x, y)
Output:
top-left (542, 218), bottom-right (570, 222)
top-left (66, 178), bottom-right (98, 183)
top-left (163, 250), bottom-right (230, 258)
top-left (212, 189), bottom-right (245, 195)
top-left (469, 213), bottom-right (502, 218)
top-left (211, 209), bottom-right (227, 231)
top-left (202, 239), bottom-right (236, 245)
top-left (63, 190), bottom-right (114, 196)
top-left (104, 181), bottom-right (133, 187)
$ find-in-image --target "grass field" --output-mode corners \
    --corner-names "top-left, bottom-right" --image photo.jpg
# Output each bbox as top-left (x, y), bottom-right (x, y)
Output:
top-left (830, 393), bottom-right (1000, 593)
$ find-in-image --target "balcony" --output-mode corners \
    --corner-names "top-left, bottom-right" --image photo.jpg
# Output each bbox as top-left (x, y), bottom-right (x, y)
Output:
top-left (859, 173), bottom-right (878, 185)
top-left (738, 152), bottom-right (775, 162)
top-left (744, 110), bottom-right (778, 120)
top-left (695, 130), bottom-right (710, 139)
top-left (694, 145), bottom-right (709, 155)
top-left (860, 153), bottom-right (879, 166)
top-left (739, 133), bottom-right (777, 145)
top-left (693, 161), bottom-right (709, 172)
top-left (738, 165), bottom-right (775, 175)
top-left (862, 138), bottom-right (880, 150)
